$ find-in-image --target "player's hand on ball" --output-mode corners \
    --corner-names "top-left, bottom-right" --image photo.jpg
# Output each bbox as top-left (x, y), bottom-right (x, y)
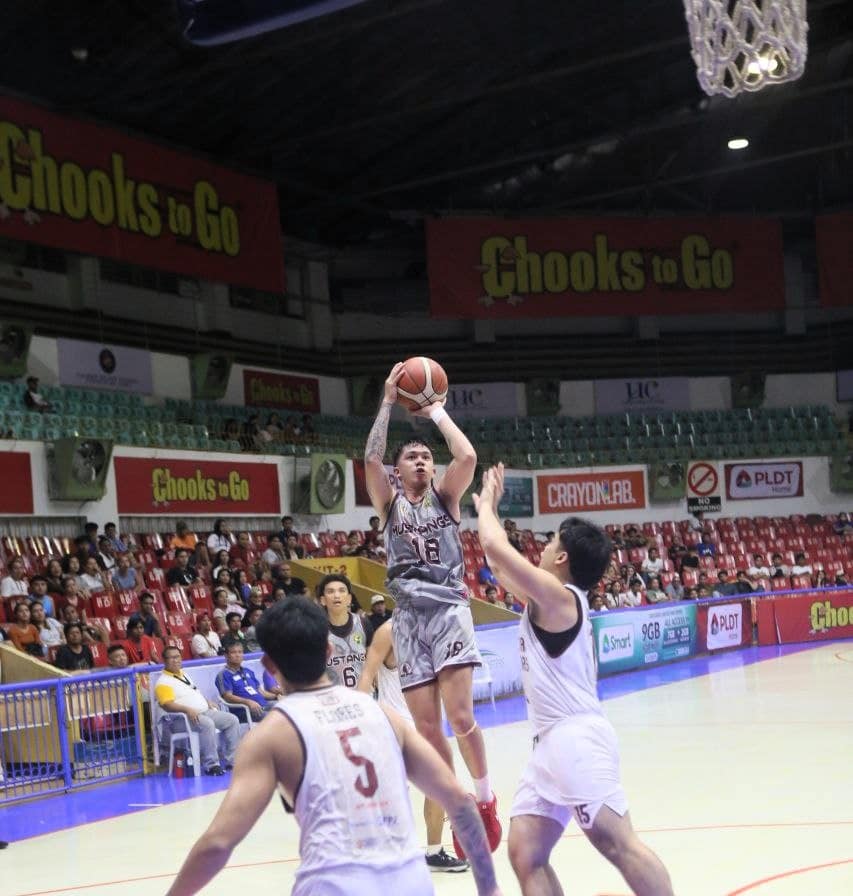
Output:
top-left (384, 362), bottom-right (405, 404)
top-left (410, 397), bottom-right (447, 418)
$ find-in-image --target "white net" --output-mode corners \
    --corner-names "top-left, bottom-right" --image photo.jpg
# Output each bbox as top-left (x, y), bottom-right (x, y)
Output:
top-left (683, 0), bottom-right (808, 97)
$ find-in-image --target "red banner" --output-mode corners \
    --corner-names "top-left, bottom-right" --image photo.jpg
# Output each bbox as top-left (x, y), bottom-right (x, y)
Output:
top-left (0, 94), bottom-right (284, 293)
top-left (243, 369), bottom-right (320, 413)
top-left (0, 451), bottom-right (33, 514)
top-left (426, 216), bottom-right (784, 319)
top-left (114, 457), bottom-right (280, 514)
top-left (756, 589), bottom-right (853, 645)
top-left (816, 212), bottom-right (853, 308)
top-left (537, 470), bottom-right (646, 513)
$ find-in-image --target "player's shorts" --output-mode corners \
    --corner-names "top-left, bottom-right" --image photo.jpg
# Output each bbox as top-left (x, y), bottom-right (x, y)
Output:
top-left (510, 713), bottom-right (628, 831)
top-left (294, 858), bottom-right (433, 895)
top-left (392, 601), bottom-right (481, 691)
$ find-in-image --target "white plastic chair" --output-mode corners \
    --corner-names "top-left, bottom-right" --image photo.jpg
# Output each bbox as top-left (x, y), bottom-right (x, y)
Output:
top-left (473, 663), bottom-right (496, 710)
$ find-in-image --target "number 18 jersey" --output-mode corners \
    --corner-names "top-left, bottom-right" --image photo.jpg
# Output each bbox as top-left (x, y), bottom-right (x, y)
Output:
top-left (384, 484), bottom-right (468, 608)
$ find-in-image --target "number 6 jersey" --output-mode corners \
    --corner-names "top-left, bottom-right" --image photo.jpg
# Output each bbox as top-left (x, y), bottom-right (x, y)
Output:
top-left (275, 685), bottom-right (422, 881)
top-left (327, 613), bottom-right (372, 688)
top-left (384, 484), bottom-right (468, 608)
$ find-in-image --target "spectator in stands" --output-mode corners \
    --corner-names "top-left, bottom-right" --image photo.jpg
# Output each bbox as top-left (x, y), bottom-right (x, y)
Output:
top-left (264, 412), bottom-right (284, 443)
top-left (61, 555), bottom-right (91, 597)
top-left (155, 647), bottom-right (239, 776)
top-left (505, 592), bottom-right (524, 613)
top-left (242, 606), bottom-right (264, 653)
top-left (609, 525), bottom-right (625, 548)
top-left (680, 545), bottom-right (700, 573)
top-left (668, 540), bottom-right (687, 567)
top-left (262, 534), bottom-right (286, 567)
top-left (1, 556), bottom-right (29, 599)
top-left (59, 575), bottom-right (89, 618)
top-left (833, 570), bottom-right (848, 586)
top-left (212, 588), bottom-right (230, 635)
top-left (813, 570), bottom-right (829, 588)
top-left (770, 553), bottom-right (788, 577)
top-left (107, 645), bottom-right (129, 668)
top-left (590, 594), bottom-right (608, 612)
top-left (103, 522), bottom-right (127, 553)
top-left (217, 642), bottom-right (275, 719)
top-left (733, 571), bottom-right (754, 594)
top-left (28, 576), bottom-right (55, 617)
top-left (112, 554), bottom-right (142, 592)
top-left (207, 519), bottom-right (231, 555)
top-left (170, 520), bottom-right (209, 567)
top-left (272, 562), bottom-right (307, 597)
top-left (233, 569), bottom-right (253, 604)
top-left (83, 522), bottom-right (100, 557)
top-left (367, 595), bottom-right (392, 629)
top-left (9, 602), bottom-right (42, 655)
top-left (45, 558), bottom-right (64, 596)
top-left (96, 537), bottom-right (117, 573)
top-left (697, 533), bottom-right (716, 558)
top-left (641, 547), bottom-right (664, 583)
top-left (211, 549), bottom-right (231, 581)
top-left (220, 612), bottom-right (247, 652)
top-left (605, 580), bottom-right (626, 609)
top-left (645, 576), bottom-right (668, 604)
top-left (341, 531), bottom-right (362, 556)
top-left (790, 552), bottom-right (813, 577)
top-left (697, 585), bottom-right (712, 598)
top-left (362, 515), bottom-right (386, 559)
top-left (282, 415), bottom-right (300, 442)
top-left (747, 556), bottom-right (771, 579)
top-left (684, 587), bottom-right (699, 599)
top-left (60, 605), bottom-right (105, 644)
top-left (622, 578), bottom-right (645, 607)
top-left (130, 592), bottom-right (163, 639)
top-left (283, 533), bottom-right (305, 560)
top-left (277, 515), bottom-right (296, 543)
top-left (664, 572), bottom-right (684, 602)
top-left (833, 513), bottom-right (852, 537)
top-left (229, 531), bottom-right (253, 565)
top-left (618, 563), bottom-right (633, 586)
top-left (478, 564), bottom-right (498, 586)
top-left (624, 525), bottom-right (648, 548)
top-left (30, 601), bottom-right (63, 654)
top-left (166, 548), bottom-right (198, 587)
top-left (214, 568), bottom-right (242, 606)
top-left (712, 570), bottom-right (738, 597)
top-left (191, 614), bottom-right (222, 659)
top-left (688, 510), bottom-right (704, 532)
top-left (80, 556), bottom-right (107, 593)
top-left (697, 571), bottom-right (710, 590)
top-left (23, 375), bottom-right (51, 412)
top-left (262, 667), bottom-right (284, 700)
top-left (484, 585), bottom-right (498, 604)
top-left (507, 528), bottom-right (524, 554)
top-left (122, 617), bottom-right (161, 664)
top-left (53, 623), bottom-right (95, 671)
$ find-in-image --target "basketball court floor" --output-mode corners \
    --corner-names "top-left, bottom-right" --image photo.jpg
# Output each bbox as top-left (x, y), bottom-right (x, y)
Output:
top-left (4, 640), bottom-right (852, 896)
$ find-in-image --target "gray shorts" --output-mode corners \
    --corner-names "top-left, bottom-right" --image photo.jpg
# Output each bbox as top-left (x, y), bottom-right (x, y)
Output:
top-left (392, 602), bottom-right (481, 690)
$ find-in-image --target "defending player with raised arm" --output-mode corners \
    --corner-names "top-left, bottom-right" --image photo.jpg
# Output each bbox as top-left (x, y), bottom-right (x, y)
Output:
top-left (475, 463), bottom-right (674, 896)
top-left (364, 363), bottom-right (502, 856)
top-left (166, 597), bottom-right (502, 896)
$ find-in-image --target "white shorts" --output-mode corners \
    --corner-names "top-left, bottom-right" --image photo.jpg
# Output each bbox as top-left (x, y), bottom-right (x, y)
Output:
top-left (293, 857), bottom-right (433, 895)
top-left (510, 714), bottom-right (628, 831)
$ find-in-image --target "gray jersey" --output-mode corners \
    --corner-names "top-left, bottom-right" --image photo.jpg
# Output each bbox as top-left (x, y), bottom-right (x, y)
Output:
top-left (327, 614), bottom-right (369, 688)
top-left (384, 484), bottom-right (468, 608)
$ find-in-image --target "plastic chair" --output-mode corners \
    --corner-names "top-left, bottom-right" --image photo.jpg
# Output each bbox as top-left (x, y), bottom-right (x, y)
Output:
top-left (473, 663), bottom-right (496, 710)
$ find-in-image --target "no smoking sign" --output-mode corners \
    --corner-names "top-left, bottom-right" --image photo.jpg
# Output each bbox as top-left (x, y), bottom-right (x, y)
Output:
top-left (687, 461), bottom-right (721, 513)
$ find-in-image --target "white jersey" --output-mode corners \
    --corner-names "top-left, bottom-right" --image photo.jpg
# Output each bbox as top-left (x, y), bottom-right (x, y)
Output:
top-left (377, 660), bottom-right (414, 725)
top-left (519, 583), bottom-right (604, 738)
top-left (275, 685), bottom-right (422, 885)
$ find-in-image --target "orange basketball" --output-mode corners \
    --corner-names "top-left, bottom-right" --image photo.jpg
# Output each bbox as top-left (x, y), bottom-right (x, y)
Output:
top-left (396, 357), bottom-right (448, 412)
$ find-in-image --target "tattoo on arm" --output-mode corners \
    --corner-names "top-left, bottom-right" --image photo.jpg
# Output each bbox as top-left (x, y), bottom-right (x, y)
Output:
top-left (448, 798), bottom-right (496, 893)
top-left (365, 401), bottom-right (392, 462)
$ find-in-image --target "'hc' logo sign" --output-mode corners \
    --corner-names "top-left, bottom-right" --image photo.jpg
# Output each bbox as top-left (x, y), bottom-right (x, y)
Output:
top-left (625, 380), bottom-right (659, 401)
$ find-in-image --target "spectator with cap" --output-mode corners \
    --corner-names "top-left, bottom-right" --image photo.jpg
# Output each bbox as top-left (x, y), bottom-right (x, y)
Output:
top-left (367, 594), bottom-right (392, 629)
top-left (23, 375), bottom-right (51, 412)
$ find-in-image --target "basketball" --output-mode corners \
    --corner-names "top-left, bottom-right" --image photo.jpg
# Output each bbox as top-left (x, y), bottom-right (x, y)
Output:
top-left (396, 356), bottom-right (448, 412)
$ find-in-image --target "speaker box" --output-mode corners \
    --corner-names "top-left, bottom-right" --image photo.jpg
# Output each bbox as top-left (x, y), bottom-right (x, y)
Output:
top-left (47, 438), bottom-right (113, 501)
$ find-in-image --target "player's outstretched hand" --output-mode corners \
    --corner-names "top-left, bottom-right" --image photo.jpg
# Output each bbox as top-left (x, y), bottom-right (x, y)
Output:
top-left (472, 463), bottom-right (505, 512)
top-left (384, 362), bottom-right (405, 404)
top-left (410, 397), bottom-right (447, 419)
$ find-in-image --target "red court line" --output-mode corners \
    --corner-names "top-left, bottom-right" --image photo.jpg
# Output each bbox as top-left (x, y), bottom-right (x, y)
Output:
top-left (833, 650), bottom-right (853, 664)
top-left (725, 857), bottom-right (853, 895)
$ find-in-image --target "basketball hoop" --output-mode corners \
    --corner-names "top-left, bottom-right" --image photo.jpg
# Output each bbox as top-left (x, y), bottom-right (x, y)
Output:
top-left (683, 0), bottom-right (808, 98)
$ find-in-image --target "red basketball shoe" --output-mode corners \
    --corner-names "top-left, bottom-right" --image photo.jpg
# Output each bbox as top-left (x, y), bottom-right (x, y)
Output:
top-left (452, 793), bottom-right (502, 858)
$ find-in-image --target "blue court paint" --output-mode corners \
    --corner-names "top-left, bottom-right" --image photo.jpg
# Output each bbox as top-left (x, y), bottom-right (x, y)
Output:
top-left (2, 638), bottom-right (844, 843)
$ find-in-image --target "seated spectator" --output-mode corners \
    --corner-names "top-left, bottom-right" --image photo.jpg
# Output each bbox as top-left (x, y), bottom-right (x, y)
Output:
top-left (589, 594), bottom-right (608, 612)
top-left (769, 552), bottom-right (788, 577)
top-left (641, 547), bottom-right (664, 582)
top-left (191, 614), bottom-right (222, 658)
top-left (212, 588), bottom-right (231, 635)
top-left (605, 580), bottom-right (625, 609)
top-left (220, 612), bottom-right (248, 652)
top-left (688, 510), bottom-right (704, 532)
top-left (1, 556), bottom-right (29, 599)
top-left (59, 576), bottom-right (89, 618)
top-left (28, 576), bottom-right (55, 617)
top-left (300, 413), bottom-right (315, 442)
top-left (206, 519), bottom-right (231, 555)
top-left (30, 601), bottom-right (64, 654)
top-left (245, 587), bottom-right (265, 612)
top-left (61, 555), bottom-right (91, 597)
top-left (790, 552), bottom-right (813, 576)
top-left (233, 569), bottom-right (253, 604)
top-left (222, 417), bottom-right (241, 444)
top-left (505, 592), bottom-right (524, 613)
top-left (283, 533), bottom-right (305, 560)
top-left (645, 576), bottom-right (668, 604)
top-left (683, 586), bottom-right (699, 600)
top-left (214, 568), bottom-right (243, 606)
top-left (80, 556), bottom-right (107, 593)
top-left (282, 415), bottom-right (300, 442)
top-left (362, 515), bottom-right (386, 559)
top-left (53, 623), bottom-right (95, 671)
top-left (103, 522), bottom-right (128, 553)
top-left (272, 562), bottom-right (307, 598)
top-left (712, 570), bottom-right (738, 597)
top-left (697, 534), bottom-right (716, 558)
top-left (8, 602), bottom-right (42, 656)
top-left (262, 667), bottom-right (284, 700)
top-left (747, 557), bottom-right (771, 579)
top-left (833, 512), bottom-right (852, 537)
top-left (680, 546), bottom-right (700, 572)
top-left (697, 571), bottom-right (710, 590)
top-left (262, 534), bottom-right (286, 567)
top-left (664, 573), bottom-right (684, 602)
top-left (341, 531), bottom-right (361, 557)
top-left (216, 642), bottom-right (275, 720)
top-left (813, 570), bottom-right (829, 588)
top-left (733, 570), bottom-right (754, 594)
top-left (82, 522), bottom-right (100, 557)
top-left (60, 605), bottom-right (105, 644)
top-left (264, 412), bottom-right (284, 442)
top-left (242, 606), bottom-right (264, 653)
top-left (478, 565), bottom-right (498, 586)
top-left (621, 578), bottom-right (645, 607)
top-left (484, 585), bottom-right (498, 604)
top-left (624, 525), bottom-right (648, 548)
top-left (602, 550), bottom-right (621, 586)
top-left (697, 585), bottom-right (713, 598)
top-left (668, 541), bottom-right (687, 567)
top-left (155, 647), bottom-right (239, 776)
top-left (248, 413), bottom-right (272, 450)
top-left (835, 571), bottom-right (849, 587)
top-left (121, 617), bottom-right (161, 664)
top-left (277, 515), bottom-right (296, 543)
top-left (23, 375), bottom-right (51, 411)
top-left (45, 559), bottom-right (65, 595)
top-left (507, 528), bottom-right (524, 554)
top-left (211, 549), bottom-right (231, 581)
top-left (112, 554), bottom-right (142, 592)
top-left (129, 592), bottom-right (163, 639)
top-left (107, 644), bottom-right (129, 668)
top-left (170, 520), bottom-right (209, 567)
top-left (96, 537), bottom-right (117, 573)
top-left (609, 525), bottom-right (625, 548)
top-left (166, 548), bottom-right (199, 587)
top-left (367, 595), bottom-right (392, 630)
top-left (229, 531), bottom-right (253, 565)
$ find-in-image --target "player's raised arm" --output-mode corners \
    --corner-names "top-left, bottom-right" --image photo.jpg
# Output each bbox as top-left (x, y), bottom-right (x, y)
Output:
top-left (415, 400), bottom-right (477, 508)
top-left (364, 363), bottom-right (404, 517)
top-left (356, 619), bottom-right (392, 694)
top-left (474, 463), bottom-right (574, 617)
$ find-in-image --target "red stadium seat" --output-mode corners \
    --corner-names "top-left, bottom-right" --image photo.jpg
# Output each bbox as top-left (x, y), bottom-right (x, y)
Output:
top-left (145, 567), bottom-right (167, 590)
top-left (165, 635), bottom-right (192, 660)
top-left (790, 575), bottom-right (813, 590)
top-left (166, 612), bottom-right (194, 636)
top-left (116, 591), bottom-right (141, 616)
top-left (770, 576), bottom-right (791, 591)
top-left (166, 587), bottom-right (192, 613)
top-left (188, 585), bottom-right (214, 614)
top-left (113, 616), bottom-right (130, 639)
top-left (681, 569), bottom-right (699, 587)
top-left (90, 592), bottom-right (118, 620)
top-left (89, 643), bottom-right (109, 667)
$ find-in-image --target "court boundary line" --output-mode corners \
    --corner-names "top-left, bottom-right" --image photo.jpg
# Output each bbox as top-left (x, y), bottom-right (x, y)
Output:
top-left (724, 857), bottom-right (853, 895)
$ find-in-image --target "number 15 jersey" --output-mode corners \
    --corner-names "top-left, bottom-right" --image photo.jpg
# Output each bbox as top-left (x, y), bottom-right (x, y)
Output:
top-left (384, 484), bottom-right (468, 608)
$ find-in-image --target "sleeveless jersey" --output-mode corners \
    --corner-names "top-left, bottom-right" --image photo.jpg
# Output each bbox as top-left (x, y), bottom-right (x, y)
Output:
top-left (384, 484), bottom-right (468, 608)
top-left (519, 583), bottom-right (604, 738)
top-left (275, 686), bottom-right (421, 881)
top-left (327, 614), bottom-right (368, 688)
top-left (377, 660), bottom-right (414, 724)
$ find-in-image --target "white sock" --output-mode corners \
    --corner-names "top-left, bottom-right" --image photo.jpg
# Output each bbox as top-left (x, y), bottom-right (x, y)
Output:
top-left (425, 844), bottom-right (442, 856)
top-left (473, 775), bottom-right (491, 803)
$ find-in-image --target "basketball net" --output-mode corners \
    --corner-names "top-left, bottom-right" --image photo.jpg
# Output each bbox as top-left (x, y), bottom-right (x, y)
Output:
top-left (683, 0), bottom-right (808, 97)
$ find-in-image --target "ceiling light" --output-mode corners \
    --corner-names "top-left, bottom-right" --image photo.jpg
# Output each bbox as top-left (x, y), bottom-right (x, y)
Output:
top-left (727, 137), bottom-right (749, 150)
top-left (71, 46), bottom-right (89, 62)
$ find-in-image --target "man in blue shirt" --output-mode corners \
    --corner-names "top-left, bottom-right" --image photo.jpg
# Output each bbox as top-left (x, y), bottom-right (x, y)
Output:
top-left (697, 533), bottom-right (716, 557)
top-left (216, 643), bottom-right (276, 720)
